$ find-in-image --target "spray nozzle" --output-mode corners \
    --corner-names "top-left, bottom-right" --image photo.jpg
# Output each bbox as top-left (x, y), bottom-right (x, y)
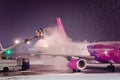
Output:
top-left (35, 28), bottom-right (44, 38)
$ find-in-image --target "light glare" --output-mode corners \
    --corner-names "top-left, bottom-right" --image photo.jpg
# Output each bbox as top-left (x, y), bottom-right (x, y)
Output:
top-left (15, 39), bottom-right (20, 44)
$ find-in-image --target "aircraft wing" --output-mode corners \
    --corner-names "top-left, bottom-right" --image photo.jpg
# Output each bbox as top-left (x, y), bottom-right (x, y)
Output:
top-left (13, 52), bottom-right (95, 60)
top-left (38, 53), bottom-right (94, 60)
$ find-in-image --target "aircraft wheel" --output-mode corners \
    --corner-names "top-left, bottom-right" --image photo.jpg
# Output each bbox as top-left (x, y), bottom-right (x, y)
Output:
top-left (72, 69), bottom-right (81, 73)
top-left (72, 69), bottom-right (76, 73)
top-left (107, 65), bottom-right (115, 72)
top-left (77, 70), bottom-right (81, 72)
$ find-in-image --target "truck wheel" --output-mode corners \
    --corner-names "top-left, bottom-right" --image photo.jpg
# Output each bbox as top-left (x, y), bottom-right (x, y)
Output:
top-left (3, 67), bottom-right (9, 72)
top-left (22, 67), bottom-right (27, 71)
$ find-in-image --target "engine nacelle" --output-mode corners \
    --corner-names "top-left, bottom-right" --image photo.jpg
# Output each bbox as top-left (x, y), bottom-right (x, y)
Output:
top-left (68, 59), bottom-right (87, 70)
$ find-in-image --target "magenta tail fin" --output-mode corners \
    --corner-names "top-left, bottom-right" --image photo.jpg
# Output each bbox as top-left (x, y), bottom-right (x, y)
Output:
top-left (56, 18), bottom-right (67, 37)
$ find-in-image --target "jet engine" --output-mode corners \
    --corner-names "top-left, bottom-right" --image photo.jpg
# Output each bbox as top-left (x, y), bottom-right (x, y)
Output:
top-left (68, 59), bottom-right (87, 72)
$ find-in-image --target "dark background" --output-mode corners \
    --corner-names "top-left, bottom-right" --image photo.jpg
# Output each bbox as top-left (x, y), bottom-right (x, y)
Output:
top-left (0, 0), bottom-right (120, 47)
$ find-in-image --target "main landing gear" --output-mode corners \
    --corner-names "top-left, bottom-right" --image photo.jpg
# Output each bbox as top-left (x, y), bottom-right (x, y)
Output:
top-left (72, 69), bottom-right (81, 73)
top-left (107, 63), bottom-right (115, 72)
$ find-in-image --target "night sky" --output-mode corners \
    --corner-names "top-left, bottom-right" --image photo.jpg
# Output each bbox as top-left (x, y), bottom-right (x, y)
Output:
top-left (0, 0), bottom-right (120, 47)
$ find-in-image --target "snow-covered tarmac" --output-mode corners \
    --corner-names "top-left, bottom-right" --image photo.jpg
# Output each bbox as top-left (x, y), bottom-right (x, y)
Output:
top-left (0, 73), bottom-right (120, 80)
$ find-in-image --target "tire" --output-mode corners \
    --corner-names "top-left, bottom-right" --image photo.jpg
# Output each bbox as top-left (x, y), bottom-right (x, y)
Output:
top-left (77, 70), bottom-right (81, 72)
top-left (107, 65), bottom-right (115, 72)
top-left (22, 66), bottom-right (27, 71)
top-left (72, 69), bottom-right (81, 73)
top-left (3, 67), bottom-right (9, 72)
top-left (72, 69), bottom-right (76, 73)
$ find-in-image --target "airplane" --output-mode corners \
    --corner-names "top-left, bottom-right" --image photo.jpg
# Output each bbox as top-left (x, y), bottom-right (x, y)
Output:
top-left (31, 18), bottom-right (120, 72)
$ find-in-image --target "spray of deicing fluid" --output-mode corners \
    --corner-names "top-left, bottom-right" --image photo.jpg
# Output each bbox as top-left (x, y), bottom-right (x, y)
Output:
top-left (33, 26), bottom-right (89, 71)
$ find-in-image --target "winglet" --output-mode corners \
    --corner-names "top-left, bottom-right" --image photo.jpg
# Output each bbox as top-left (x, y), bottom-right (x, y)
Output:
top-left (0, 43), bottom-right (3, 51)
